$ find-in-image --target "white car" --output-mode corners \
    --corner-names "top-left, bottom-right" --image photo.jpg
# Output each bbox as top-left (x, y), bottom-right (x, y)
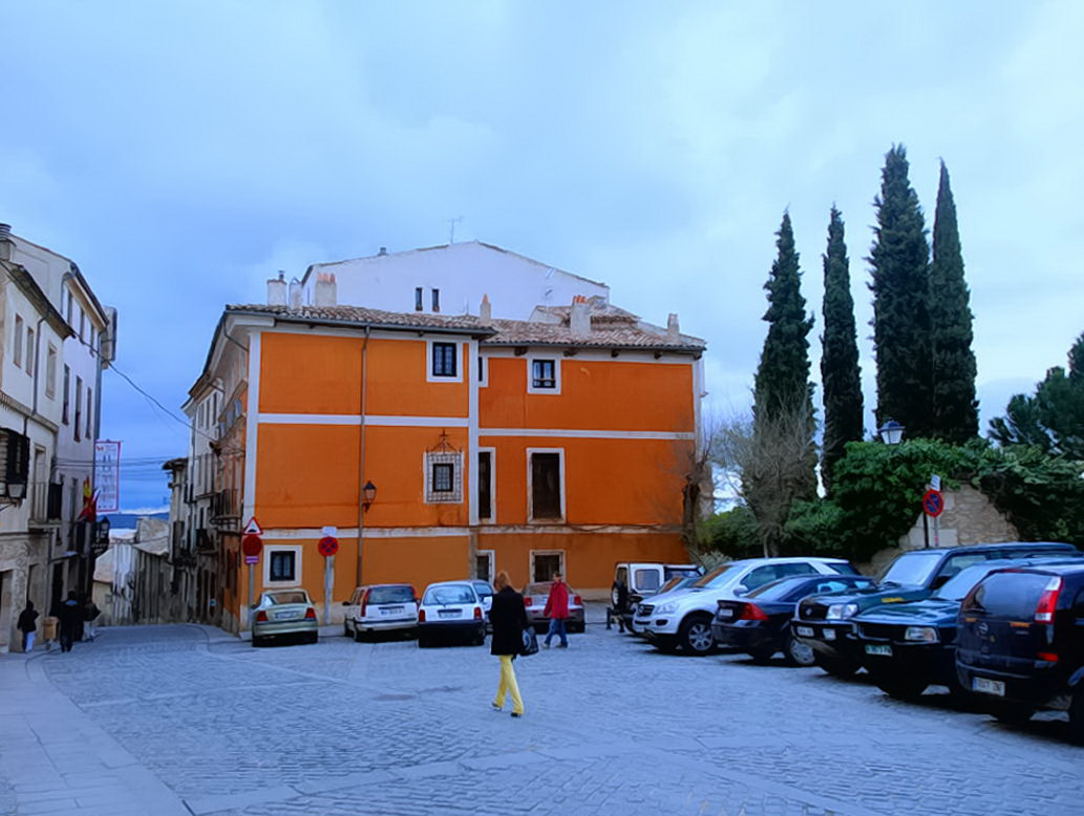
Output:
top-left (342, 583), bottom-right (419, 642)
top-left (634, 557), bottom-right (857, 655)
top-left (417, 580), bottom-right (487, 648)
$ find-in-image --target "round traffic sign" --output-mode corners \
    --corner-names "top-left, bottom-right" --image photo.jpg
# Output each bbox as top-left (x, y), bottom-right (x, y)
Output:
top-left (242, 534), bottom-right (263, 557)
top-left (318, 536), bottom-right (339, 557)
top-left (922, 489), bottom-right (945, 518)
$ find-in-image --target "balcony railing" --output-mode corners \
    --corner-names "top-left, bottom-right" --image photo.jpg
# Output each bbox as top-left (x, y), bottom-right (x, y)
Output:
top-left (210, 489), bottom-right (240, 524)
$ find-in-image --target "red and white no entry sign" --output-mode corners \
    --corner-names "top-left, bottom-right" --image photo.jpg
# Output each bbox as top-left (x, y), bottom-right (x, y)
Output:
top-left (318, 536), bottom-right (339, 557)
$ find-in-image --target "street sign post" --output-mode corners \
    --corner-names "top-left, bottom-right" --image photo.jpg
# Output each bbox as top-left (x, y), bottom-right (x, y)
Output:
top-left (922, 489), bottom-right (944, 518)
top-left (319, 534), bottom-right (339, 623)
top-left (242, 530), bottom-right (263, 609)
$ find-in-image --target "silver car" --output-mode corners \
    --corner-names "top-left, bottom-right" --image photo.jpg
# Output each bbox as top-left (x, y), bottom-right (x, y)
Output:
top-left (251, 589), bottom-right (319, 647)
top-left (524, 582), bottom-right (585, 633)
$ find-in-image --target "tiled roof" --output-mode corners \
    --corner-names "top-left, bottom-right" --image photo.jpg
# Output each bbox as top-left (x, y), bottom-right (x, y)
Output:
top-left (225, 304), bottom-right (495, 334)
top-left (484, 319), bottom-right (705, 351)
top-left (534, 298), bottom-right (639, 324)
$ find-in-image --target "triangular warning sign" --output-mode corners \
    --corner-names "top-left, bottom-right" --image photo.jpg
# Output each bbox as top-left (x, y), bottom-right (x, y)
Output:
top-left (243, 517), bottom-right (263, 536)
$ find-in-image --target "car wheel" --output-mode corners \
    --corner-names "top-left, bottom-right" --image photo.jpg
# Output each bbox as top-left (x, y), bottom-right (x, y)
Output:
top-left (418, 636), bottom-right (430, 649)
top-left (814, 652), bottom-right (860, 678)
top-left (748, 645), bottom-right (776, 664)
top-left (873, 674), bottom-right (928, 701)
top-left (252, 635), bottom-right (265, 648)
top-left (343, 622), bottom-right (350, 638)
top-left (783, 633), bottom-right (816, 667)
top-left (308, 632), bottom-right (319, 645)
top-left (992, 701), bottom-right (1035, 726)
top-left (679, 614), bottom-right (715, 656)
top-left (353, 626), bottom-right (366, 643)
top-left (1068, 687), bottom-right (1084, 746)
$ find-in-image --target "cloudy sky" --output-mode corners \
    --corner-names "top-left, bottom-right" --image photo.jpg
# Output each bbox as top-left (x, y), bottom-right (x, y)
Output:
top-left (2, 1), bottom-right (1081, 509)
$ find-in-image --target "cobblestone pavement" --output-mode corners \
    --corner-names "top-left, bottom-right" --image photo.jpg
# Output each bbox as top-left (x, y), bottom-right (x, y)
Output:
top-left (2, 616), bottom-right (1082, 816)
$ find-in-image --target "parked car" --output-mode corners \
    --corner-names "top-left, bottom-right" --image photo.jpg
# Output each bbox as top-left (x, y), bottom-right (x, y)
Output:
top-left (251, 589), bottom-right (319, 647)
top-left (792, 541), bottom-right (1080, 678)
top-left (417, 581), bottom-right (487, 647)
top-left (713, 574), bottom-right (876, 665)
top-left (613, 562), bottom-right (703, 634)
top-left (854, 558), bottom-right (1077, 699)
top-left (342, 584), bottom-right (419, 642)
top-left (635, 557), bottom-right (857, 656)
top-left (524, 582), bottom-right (585, 633)
top-left (956, 562), bottom-right (1084, 743)
top-left (471, 580), bottom-right (495, 632)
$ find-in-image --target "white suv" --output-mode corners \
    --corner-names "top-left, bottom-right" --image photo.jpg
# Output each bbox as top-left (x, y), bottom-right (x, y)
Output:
top-left (342, 584), bottom-right (419, 641)
top-left (634, 557), bottom-right (856, 655)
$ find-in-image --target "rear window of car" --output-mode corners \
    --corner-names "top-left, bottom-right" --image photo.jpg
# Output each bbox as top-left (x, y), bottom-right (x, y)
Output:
top-left (368, 585), bottom-right (415, 604)
top-left (634, 569), bottom-right (661, 591)
top-left (963, 572), bottom-right (1051, 618)
top-left (880, 551), bottom-right (943, 586)
top-left (268, 591), bottom-right (307, 605)
top-left (424, 585), bottom-right (476, 605)
top-left (472, 583), bottom-right (493, 597)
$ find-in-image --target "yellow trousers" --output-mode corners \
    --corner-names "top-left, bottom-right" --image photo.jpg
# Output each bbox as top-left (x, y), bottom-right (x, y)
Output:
top-left (493, 655), bottom-right (524, 715)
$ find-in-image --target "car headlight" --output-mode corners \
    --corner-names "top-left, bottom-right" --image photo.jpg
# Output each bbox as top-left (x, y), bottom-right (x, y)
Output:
top-left (826, 603), bottom-right (859, 620)
top-left (904, 626), bottom-right (939, 643)
top-left (655, 602), bottom-right (678, 615)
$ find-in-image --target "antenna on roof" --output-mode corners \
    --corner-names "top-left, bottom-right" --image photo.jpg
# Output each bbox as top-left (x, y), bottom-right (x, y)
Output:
top-left (446, 216), bottom-right (463, 244)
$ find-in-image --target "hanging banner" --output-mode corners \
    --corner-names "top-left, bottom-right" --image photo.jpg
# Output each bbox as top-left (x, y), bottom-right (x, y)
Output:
top-left (94, 440), bottom-right (122, 513)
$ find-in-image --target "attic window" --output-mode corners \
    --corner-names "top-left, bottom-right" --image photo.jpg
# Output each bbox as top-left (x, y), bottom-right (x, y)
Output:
top-left (432, 288), bottom-right (440, 313)
top-left (415, 287), bottom-right (423, 312)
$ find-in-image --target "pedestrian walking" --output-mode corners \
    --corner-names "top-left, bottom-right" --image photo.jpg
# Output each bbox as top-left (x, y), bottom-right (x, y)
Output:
top-left (489, 570), bottom-right (527, 718)
top-left (542, 573), bottom-right (570, 649)
top-left (58, 592), bottom-right (82, 653)
top-left (84, 598), bottom-right (101, 641)
top-left (17, 600), bottom-right (39, 653)
top-left (611, 575), bottom-right (629, 633)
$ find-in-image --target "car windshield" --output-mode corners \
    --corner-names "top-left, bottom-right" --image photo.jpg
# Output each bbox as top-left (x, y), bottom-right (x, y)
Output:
top-left (657, 576), bottom-right (688, 595)
top-left (692, 564), bottom-right (734, 588)
top-left (879, 551), bottom-right (943, 587)
top-left (268, 591), bottom-right (307, 605)
top-left (934, 562), bottom-right (1020, 601)
top-left (424, 585), bottom-right (475, 605)
top-left (368, 586), bottom-right (414, 604)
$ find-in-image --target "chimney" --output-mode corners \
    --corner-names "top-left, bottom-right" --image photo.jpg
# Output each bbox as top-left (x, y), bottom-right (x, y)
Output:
top-left (0, 223), bottom-right (12, 263)
top-left (667, 313), bottom-right (680, 343)
top-left (267, 271), bottom-right (287, 306)
top-left (288, 277), bottom-right (303, 309)
top-left (479, 294), bottom-right (492, 322)
top-left (314, 272), bottom-right (337, 307)
top-left (378, 246), bottom-right (388, 256)
top-left (570, 295), bottom-right (591, 337)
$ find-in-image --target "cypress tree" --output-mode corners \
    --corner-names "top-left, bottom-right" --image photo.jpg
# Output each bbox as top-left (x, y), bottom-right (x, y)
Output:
top-left (820, 207), bottom-right (863, 494)
top-left (870, 145), bottom-right (933, 437)
top-left (929, 160), bottom-right (979, 442)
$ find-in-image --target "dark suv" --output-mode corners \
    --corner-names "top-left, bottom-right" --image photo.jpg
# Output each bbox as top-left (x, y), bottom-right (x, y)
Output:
top-left (792, 542), bottom-right (1080, 678)
top-left (956, 562), bottom-right (1084, 744)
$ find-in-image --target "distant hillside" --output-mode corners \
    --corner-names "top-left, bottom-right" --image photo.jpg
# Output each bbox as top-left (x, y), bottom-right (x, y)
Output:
top-left (106, 511), bottom-right (169, 530)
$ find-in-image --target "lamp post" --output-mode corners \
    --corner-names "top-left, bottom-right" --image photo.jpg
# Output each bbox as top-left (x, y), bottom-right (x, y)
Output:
top-left (877, 419), bottom-right (905, 446)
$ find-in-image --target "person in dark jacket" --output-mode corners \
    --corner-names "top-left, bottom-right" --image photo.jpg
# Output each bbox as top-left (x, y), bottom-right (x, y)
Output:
top-left (17, 600), bottom-right (39, 653)
top-left (58, 592), bottom-right (82, 653)
top-left (611, 577), bottom-right (629, 633)
top-left (489, 571), bottom-right (527, 718)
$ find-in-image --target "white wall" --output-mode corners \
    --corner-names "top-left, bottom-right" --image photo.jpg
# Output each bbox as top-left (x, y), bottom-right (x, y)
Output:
top-left (300, 241), bottom-right (609, 320)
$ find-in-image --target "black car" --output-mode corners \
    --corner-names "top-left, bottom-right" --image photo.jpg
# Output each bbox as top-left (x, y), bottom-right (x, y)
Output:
top-left (713, 574), bottom-right (876, 665)
top-left (853, 558), bottom-right (1077, 700)
top-left (792, 541), bottom-right (1080, 678)
top-left (956, 562), bottom-right (1084, 744)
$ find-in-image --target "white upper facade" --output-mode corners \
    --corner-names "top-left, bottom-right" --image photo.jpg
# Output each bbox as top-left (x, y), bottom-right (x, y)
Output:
top-left (298, 241), bottom-right (609, 320)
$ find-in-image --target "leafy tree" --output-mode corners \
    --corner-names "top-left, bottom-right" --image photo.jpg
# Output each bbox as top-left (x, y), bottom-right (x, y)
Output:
top-left (820, 206), bottom-right (863, 494)
top-left (870, 145), bottom-right (933, 438)
top-left (990, 332), bottom-right (1084, 459)
top-left (929, 160), bottom-right (979, 442)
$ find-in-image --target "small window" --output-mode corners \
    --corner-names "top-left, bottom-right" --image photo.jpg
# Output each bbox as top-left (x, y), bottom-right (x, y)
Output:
top-left (530, 451), bottom-right (562, 520)
top-left (431, 288), bottom-right (440, 313)
top-left (532, 359), bottom-right (556, 389)
top-left (478, 356), bottom-right (486, 386)
top-left (13, 315), bottom-right (23, 367)
top-left (66, 291), bottom-right (73, 324)
top-left (269, 551), bottom-right (297, 583)
top-left (431, 342), bottom-right (457, 377)
top-left (74, 376), bottom-right (83, 441)
top-left (79, 308), bottom-right (85, 342)
top-left (415, 287), bottom-right (423, 311)
top-left (477, 451), bottom-right (493, 520)
top-left (86, 387), bottom-right (93, 439)
top-left (431, 462), bottom-right (454, 492)
top-left (532, 552), bottom-right (563, 583)
top-left (425, 452), bottom-right (462, 503)
top-left (25, 327), bottom-right (34, 375)
top-left (45, 345), bottom-right (57, 399)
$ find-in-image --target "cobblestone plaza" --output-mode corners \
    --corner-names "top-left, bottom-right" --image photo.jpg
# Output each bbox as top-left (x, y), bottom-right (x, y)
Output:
top-left (2, 617), bottom-right (1081, 816)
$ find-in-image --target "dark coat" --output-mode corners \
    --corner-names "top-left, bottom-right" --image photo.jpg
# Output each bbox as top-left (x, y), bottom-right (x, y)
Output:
top-left (59, 600), bottom-right (83, 636)
top-left (17, 607), bottom-right (39, 633)
top-left (489, 586), bottom-right (528, 656)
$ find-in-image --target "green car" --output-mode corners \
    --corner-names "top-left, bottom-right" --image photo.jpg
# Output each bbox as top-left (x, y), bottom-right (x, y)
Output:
top-left (251, 589), bottom-right (319, 647)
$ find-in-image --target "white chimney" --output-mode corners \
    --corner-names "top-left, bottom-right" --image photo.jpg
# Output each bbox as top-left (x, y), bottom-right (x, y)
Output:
top-left (0, 223), bottom-right (12, 263)
top-left (570, 295), bottom-right (591, 337)
top-left (314, 272), bottom-right (337, 307)
top-left (479, 294), bottom-right (492, 322)
top-left (667, 313), bottom-right (680, 342)
top-left (288, 277), bottom-right (303, 309)
top-left (267, 271), bottom-right (287, 306)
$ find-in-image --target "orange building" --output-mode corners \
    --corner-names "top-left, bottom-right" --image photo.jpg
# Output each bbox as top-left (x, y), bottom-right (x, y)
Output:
top-left (192, 279), bottom-right (705, 632)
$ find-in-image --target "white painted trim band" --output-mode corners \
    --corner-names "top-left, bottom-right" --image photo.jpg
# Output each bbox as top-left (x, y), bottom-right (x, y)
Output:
top-left (480, 428), bottom-right (695, 440)
top-left (259, 524), bottom-right (681, 540)
top-left (258, 413), bottom-right (469, 427)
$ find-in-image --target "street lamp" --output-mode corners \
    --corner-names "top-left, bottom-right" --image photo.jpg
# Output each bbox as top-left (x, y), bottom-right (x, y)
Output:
top-left (877, 419), bottom-right (905, 446)
top-left (362, 481), bottom-right (377, 511)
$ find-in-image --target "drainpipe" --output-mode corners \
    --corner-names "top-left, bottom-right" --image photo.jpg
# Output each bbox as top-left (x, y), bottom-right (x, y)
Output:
top-left (355, 327), bottom-right (371, 588)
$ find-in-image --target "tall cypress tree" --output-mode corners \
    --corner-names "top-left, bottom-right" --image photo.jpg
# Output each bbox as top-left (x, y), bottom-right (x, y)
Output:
top-left (870, 145), bottom-right (933, 437)
top-left (929, 160), bottom-right (979, 442)
top-left (820, 207), bottom-right (863, 494)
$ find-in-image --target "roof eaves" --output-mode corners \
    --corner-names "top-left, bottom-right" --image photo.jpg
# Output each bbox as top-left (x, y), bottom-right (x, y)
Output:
top-left (227, 307), bottom-right (498, 339)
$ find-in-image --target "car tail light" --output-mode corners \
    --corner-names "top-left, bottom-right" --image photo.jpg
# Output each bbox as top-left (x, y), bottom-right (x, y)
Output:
top-left (1034, 576), bottom-right (1063, 623)
top-left (739, 604), bottom-right (769, 621)
top-left (474, 606), bottom-right (482, 620)
top-left (255, 610), bottom-right (268, 622)
top-left (573, 595), bottom-right (582, 605)
top-left (360, 588), bottom-right (371, 618)
top-left (304, 608), bottom-right (317, 619)
top-left (1037, 651), bottom-right (1059, 663)
top-left (419, 609), bottom-right (426, 622)
top-left (524, 597), bottom-right (532, 606)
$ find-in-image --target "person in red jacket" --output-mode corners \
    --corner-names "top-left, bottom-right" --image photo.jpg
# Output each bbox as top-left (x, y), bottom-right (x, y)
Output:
top-left (542, 573), bottom-right (570, 649)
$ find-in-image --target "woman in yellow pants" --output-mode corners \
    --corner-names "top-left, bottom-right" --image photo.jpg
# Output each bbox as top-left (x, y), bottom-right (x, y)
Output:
top-left (489, 571), bottom-right (528, 717)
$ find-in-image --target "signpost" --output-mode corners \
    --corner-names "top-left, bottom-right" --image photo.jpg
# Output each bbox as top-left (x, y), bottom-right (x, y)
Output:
top-left (243, 518), bottom-right (263, 610)
top-left (319, 526), bottom-right (338, 624)
top-left (922, 488), bottom-right (944, 548)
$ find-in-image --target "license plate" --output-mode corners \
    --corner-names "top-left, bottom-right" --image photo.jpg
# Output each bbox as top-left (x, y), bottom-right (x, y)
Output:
top-left (865, 644), bottom-right (892, 657)
top-left (273, 611), bottom-right (296, 620)
top-left (438, 609), bottom-right (460, 618)
top-left (824, 629), bottom-right (837, 641)
top-left (718, 608), bottom-right (734, 619)
top-left (381, 606), bottom-right (404, 616)
top-left (795, 626), bottom-right (814, 637)
top-left (973, 677), bottom-right (1006, 697)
